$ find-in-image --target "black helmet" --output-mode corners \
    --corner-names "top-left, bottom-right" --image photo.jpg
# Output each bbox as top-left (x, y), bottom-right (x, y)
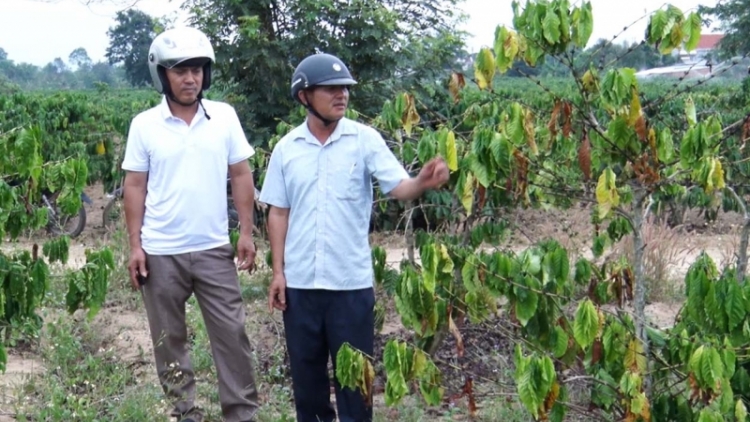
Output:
top-left (290, 53), bottom-right (357, 104)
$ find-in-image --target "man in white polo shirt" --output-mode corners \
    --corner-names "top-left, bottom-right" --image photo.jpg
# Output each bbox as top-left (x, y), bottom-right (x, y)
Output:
top-left (121, 27), bottom-right (259, 422)
top-left (260, 52), bottom-right (450, 422)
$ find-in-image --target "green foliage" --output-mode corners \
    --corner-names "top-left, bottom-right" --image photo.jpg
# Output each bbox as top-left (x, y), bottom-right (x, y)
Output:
top-left (182, 0), bottom-right (469, 143)
top-left (0, 101), bottom-right (121, 373)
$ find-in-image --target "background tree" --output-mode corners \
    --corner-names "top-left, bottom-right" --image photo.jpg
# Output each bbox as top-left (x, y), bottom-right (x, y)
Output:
top-left (105, 9), bottom-right (164, 87)
top-left (182, 0), bottom-right (469, 144)
top-left (68, 47), bottom-right (93, 71)
top-left (699, 0), bottom-right (750, 58)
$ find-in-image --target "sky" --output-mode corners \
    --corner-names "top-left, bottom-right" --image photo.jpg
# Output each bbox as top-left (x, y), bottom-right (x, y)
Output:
top-left (0, 0), bottom-right (722, 67)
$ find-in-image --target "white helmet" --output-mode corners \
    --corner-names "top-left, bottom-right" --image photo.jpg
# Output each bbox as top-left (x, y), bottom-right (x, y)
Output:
top-left (147, 26), bottom-right (216, 94)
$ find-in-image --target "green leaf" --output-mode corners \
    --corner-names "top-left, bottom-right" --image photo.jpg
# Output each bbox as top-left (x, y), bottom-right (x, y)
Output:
top-left (572, 2), bottom-right (593, 48)
top-left (683, 12), bottom-right (702, 51)
top-left (726, 281), bottom-right (746, 332)
top-left (685, 95), bottom-right (697, 128)
top-left (573, 299), bottom-right (599, 349)
top-left (542, 8), bottom-right (562, 44)
top-left (553, 326), bottom-right (569, 358)
top-left (737, 399), bottom-right (747, 422)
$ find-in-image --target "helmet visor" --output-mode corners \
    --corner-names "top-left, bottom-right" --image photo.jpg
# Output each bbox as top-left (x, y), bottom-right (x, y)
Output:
top-left (161, 56), bottom-right (212, 69)
top-left (316, 77), bottom-right (357, 86)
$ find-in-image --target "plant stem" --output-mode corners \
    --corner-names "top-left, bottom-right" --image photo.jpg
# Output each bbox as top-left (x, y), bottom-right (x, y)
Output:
top-left (728, 187), bottom-right (750, 281)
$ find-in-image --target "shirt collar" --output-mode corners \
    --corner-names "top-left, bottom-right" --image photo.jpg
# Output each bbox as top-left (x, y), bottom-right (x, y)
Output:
top-left (158, 95), bottom-right (206, 125)
top-left (293, 117), bottom-right (357, 144)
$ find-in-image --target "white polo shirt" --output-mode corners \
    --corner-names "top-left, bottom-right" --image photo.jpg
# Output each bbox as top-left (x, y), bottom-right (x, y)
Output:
top-left (122, 96), bottom-right (254, 255)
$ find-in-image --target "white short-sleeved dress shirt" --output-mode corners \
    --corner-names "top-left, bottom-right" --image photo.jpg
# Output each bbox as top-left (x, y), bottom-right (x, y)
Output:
top-left (122, 96), bottom-right (255, 255)
top-left (259, 117), bottom-right (409, 291)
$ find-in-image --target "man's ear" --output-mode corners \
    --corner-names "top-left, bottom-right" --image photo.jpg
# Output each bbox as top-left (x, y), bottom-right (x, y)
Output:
top-left (297, 89), bottom-right (309, 106)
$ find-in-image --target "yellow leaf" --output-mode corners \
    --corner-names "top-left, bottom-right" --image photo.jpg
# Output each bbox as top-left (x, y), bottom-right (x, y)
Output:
top-left (401, 93), bottom-right (420, 137)
top-left (445, 130), bottom-right (458, 171)
top-left (628, 86), bottom-right (642, 126)
top-left (461, 172), bottom-right (475, 214)
top-left (595, 168), bottom-right (620, 219)
top-left (95, 141), bottom-right (106, 155)
top-left (582, 69), bottom-right (599, 93)
top-left (710, 158), bottom-right (726, 193)
top-left (474, 48), bottom-right (496, 90)
top-left (625, 339), bottom-right (647, 373)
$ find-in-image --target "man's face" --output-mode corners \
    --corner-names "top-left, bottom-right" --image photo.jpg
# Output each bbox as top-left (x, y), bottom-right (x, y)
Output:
top-left (165, 66), bottom-right (203, 104)
top-left (301, 85), bottom-right (349, 120)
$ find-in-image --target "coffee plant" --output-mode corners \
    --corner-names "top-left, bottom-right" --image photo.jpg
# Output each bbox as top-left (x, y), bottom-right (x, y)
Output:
top-left (0, 124), bottom-right (115, 372)
top-left (333, 1), bottom-right (750, 420)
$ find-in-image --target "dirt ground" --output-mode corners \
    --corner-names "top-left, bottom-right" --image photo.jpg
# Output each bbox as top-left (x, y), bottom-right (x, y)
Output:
top-left (0, 185), bottom-right (743, 420)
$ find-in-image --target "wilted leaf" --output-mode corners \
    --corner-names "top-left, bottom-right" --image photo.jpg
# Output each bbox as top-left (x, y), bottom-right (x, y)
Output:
top-left (445, 130), bottom-right (458, 171)
top-left (578, 133), bottom-right (591, 180)
top-left (401, 93), bottom-right (420, 137)
top-left (461, 171), bottom-right (475, 214)
top-left (448, 72), bottom-right (466, 104)
top-left (448, 315), bottom-right (465, 358)
top-left (625, 339), bottom-right (647, 373)
top-left (495, 26), bottom-right (519, 73)
top-left (524, 108), bottom-right (537, 155)
top-left (595, 168), bottom-right (620, 219)
top-left (474, 48), bottom-right (496, 90)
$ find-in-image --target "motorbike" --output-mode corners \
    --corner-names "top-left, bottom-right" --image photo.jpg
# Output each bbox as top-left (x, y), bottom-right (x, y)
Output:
top-left (4, 177), bottom-right (90, 238)
top-left (44, 190), bottom-right (91, 239)
top-left (103, 178), bottom-right (266, 236)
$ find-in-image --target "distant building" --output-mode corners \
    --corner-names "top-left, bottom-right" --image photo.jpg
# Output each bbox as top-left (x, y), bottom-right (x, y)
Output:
top-left (635, 34), bottom-right (723, 79)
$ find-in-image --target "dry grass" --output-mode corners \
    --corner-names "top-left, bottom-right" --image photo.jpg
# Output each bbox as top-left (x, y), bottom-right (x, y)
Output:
top-left (610, 217), bottom-right (698, 303)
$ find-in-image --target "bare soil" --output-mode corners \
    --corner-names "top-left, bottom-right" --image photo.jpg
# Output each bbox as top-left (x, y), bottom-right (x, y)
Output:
top-left (0, 188), bottom-right (744, 418)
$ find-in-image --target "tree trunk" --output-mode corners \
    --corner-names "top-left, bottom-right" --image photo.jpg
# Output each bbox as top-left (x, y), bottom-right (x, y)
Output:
top-left (729, 188), bottom-right (750, 282)
top-left (737, 216), bottom-right (750, 282)
top-left (631, 191), bottom-right (650, 392)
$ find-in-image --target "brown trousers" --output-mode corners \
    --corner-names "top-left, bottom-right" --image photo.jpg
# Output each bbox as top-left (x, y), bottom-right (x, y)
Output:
top-left (141, 243), bottom-right (258, 422)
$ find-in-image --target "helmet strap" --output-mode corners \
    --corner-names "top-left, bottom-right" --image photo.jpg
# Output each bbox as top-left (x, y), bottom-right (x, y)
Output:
top-left (159, 66), bottom-right (211, 120)
top-left (303, 91), bottom-right (338, 127)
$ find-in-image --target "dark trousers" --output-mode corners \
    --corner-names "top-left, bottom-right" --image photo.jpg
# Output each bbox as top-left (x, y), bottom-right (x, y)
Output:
top-left (283, 287), bottom-right (375, 422)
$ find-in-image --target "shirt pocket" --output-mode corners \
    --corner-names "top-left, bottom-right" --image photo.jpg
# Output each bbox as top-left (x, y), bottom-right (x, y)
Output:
top-left (333, 160), bottom-right (361, 201)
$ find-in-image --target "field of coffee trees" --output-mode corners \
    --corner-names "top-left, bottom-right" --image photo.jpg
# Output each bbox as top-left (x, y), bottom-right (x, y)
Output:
top-left (5, 1), bottom-right (750, 420)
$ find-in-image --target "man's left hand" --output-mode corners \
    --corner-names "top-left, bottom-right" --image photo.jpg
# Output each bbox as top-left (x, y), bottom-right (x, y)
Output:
top-left (236, 233), bottom-right (257, 272)
top-left (417, 157), bottom-right (450, 190)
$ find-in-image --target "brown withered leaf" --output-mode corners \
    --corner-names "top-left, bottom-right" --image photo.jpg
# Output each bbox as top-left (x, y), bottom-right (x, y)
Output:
top-left (544, 381), bottom-right (561, 415)
top-left (635, 115), bottom-right (648, 142)
top-left (548, 100), bottom-right (561, 139)
top-left (562, 101), bottom-right (573, 138)
top-left (477, 185), bottom-right (487, 210)
top-left (742, 116), bottom-right (750, 151)
top-left (524, 108), bottom-right (538, 155)
top-left (448, 315), bottom-right (465, 358)
top-left (363, 359), bottom-right (375, 407)
top-left (591, 339), bottom-right (603, 365)
top-left (448, 72), bottom-right (466, 105)
top-left (463, 377), bottom-right (477, 417)
top-left (578, 132), bottom-right (592, 181)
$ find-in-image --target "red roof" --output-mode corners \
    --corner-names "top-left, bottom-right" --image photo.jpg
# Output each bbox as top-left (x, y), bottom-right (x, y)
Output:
top-left (697, 34), bottom-right (723, 50)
